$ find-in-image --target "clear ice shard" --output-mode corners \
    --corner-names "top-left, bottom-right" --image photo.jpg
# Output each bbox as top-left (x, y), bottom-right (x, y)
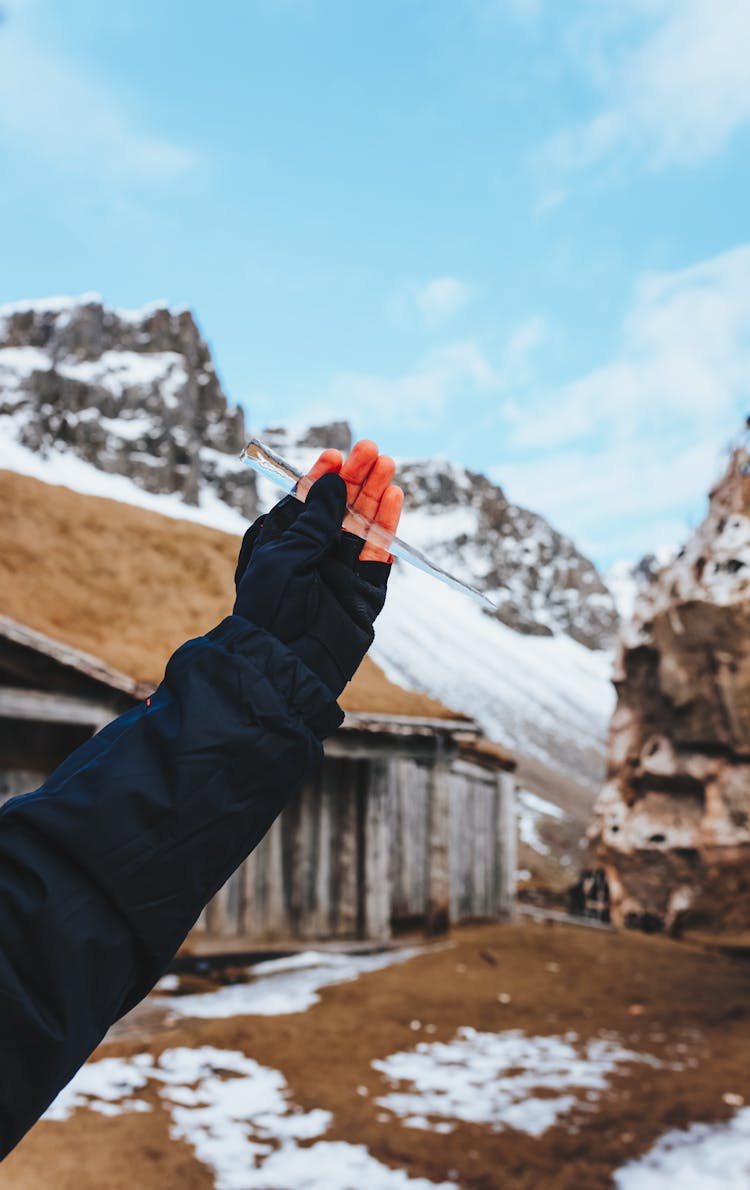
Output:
top-left (240, 438), bottom-right (496, 610)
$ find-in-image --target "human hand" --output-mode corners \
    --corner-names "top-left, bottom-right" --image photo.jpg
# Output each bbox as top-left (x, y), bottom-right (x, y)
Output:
top-left (295, 439), bottom-right (404, 562)
top-left (233, 440), bottom-right (403, 698)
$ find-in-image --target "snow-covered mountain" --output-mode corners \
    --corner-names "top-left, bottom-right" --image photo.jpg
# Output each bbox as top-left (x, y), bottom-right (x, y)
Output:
top-left (0, 295), bottom-right (616, 795)
top-left (0, 294), bottom-right (258, 519)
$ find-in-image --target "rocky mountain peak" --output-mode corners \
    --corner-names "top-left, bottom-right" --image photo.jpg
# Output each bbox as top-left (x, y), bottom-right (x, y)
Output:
top-left (0, 294), bottom-right (256, 516)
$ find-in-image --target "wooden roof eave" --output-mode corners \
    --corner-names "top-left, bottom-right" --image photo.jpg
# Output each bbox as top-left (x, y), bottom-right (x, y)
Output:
top-left (0, 615), bottom-right (153, 702)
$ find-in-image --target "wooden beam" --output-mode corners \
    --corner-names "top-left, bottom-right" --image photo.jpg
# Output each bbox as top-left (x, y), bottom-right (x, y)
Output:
top-left (343, 712), bottom-right (477, 733)
top-left (495, 772), bottom-right (518, 922)
top-left (363, 758), bottom-right (392, 942)
top-left (425, 755), bottom-right (452, 935)
top-left (0, 685), bottom-right (119, 727)
top-left (325, 733), bottom-right (449, 763)
top-left (0, 615), bottom-right (150, 699)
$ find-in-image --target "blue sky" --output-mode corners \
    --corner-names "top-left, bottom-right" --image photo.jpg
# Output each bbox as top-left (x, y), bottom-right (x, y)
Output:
top-left (1, 0), bottom-right (750, 566)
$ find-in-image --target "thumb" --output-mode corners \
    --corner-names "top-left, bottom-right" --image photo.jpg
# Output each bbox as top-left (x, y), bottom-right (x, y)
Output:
top-left (281, 471), bottom-right (347, 555)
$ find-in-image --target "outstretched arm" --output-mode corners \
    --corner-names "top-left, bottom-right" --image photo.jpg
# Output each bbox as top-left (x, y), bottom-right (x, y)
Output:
top-left (0, 442), bottom-right (402, 1160)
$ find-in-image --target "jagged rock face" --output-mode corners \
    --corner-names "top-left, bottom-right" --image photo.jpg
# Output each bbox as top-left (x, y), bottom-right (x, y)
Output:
top-left (589, 444), bottom-right (750, 931)
top-left (261, 420), bottom-right (353, 459)
top-left (395, 459), bottom-right (617, 649)
top-left (0, 296), bottom-right (257, 517)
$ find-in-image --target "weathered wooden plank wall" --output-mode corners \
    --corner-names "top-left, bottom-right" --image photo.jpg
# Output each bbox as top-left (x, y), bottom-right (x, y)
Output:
top-left (193, 752), bottom-right (516, 943)
top-left (387, 759), bottom-right (429, 922)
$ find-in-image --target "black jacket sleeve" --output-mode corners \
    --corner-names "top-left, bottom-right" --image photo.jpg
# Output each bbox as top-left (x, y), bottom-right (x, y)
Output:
top-left (0, 615), bottom-right (343, 1159)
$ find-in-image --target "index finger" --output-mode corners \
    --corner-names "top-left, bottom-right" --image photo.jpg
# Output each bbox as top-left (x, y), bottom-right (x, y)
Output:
top-left (295, 448), bottom-right (344, 500)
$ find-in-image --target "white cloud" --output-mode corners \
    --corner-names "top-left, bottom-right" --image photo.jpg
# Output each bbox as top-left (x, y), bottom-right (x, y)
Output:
top-left (493, 244), bottom-right (750, 563)
top-left (0, 2), bottom-right (196, 183)
top-left (415, 277), bottom-right (471, 325)
top-left (543, 0), bottom-right (750, 174)
top-left (301, 310), bottom-right (546, 432)
top-left (495, 439), bottom-right (721, 561)
top-left (326, 340), bottom-right (499, 428)
top-left (505, 315), bottom-right (547, 369)
top-left (505, 245), bottom-right (750, 451)
top-left (389, 277), bottom-right (471, 328)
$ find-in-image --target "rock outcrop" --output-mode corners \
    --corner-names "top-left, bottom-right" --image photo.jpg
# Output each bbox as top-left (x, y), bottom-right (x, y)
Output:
top-left (589, 442), bottom-right (750, 932)
top-left (395, 457), bottom-right (617, 649)
top-left (0, 295), bottom-right (258, 517)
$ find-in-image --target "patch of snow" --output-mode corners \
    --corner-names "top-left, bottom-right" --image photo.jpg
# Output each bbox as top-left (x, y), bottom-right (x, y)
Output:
top-left (614, 1108), bottom-right (750, 1189)
top-left (115, 300), bottom-right (172, 322)
top-left (57, 350), bottom-right (188, 407)
top-left (0, 434), bottom-right (249, 536)
top-left (45, 1045), bottom-right (455, 1190)
top-left (399, 505), bottom-right (479, 549)
top-left (164, 948), bottom-right (423, 1019)
top-left (246, 1141), bottom-right (457, 1189)
top-left (518, 789), bottom-right (566, 820)
top-left (154, 973), bottom-right (180, 992)
top-left (374, 1028), bottom-right (659, 1138)
top-left (98, 414), bottom-right (159, 441)
top-left (605, 549), bottom-right (677, 622)
top-left (0, 293), bottom-right (102, 319)
top-left (0, 345), bottom-right (53, 379)
top-left (43, 1054), bottom-right (154, 1120)
top-left (517, 789), bottom-right (567, 856)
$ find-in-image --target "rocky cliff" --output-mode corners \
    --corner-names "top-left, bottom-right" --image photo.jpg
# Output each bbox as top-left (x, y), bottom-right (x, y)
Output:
top-left (589, 441), bottom-right (750, 932)
top-left (395, 457), bottom-right (616, 650)
top-left (0, 294), bottom-right (258, 517)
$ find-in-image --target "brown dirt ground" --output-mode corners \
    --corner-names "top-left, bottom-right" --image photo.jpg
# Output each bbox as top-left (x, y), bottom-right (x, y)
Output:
top-left (4, 919), bottom-right (750, 1190)
top-left (0, 468), bottom-right (459, 719)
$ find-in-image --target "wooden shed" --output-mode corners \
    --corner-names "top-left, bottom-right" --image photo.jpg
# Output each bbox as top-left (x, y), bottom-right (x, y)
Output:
top-left (200, 712), bottom-right (516, 944)
top-left (0, 469), bottom-right (517, 945)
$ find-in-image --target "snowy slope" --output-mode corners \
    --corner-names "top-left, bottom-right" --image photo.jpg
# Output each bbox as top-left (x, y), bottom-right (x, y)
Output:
top-left (0, 430), bottom-right (249, 536)
top-left (372, 561), bottom-right (613, 786)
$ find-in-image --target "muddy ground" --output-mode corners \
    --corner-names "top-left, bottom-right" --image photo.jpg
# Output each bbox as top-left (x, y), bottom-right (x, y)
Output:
top-left (4, 918), bottom-right (750, 1190)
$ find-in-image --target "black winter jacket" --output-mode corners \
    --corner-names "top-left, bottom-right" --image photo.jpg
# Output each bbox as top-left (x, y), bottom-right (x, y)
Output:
top-left (0, 615), bottom-right (343, 1159)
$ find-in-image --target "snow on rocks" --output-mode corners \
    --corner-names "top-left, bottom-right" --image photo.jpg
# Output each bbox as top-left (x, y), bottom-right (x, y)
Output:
top-left (517, 789), bottom-right (567, 857)
top-left (614, 1107), bottom-right (750, 1189)
top-left (0, 295), bottom-right (255, 517)
top-left (373, 1028), bottom-right (660, 1138)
